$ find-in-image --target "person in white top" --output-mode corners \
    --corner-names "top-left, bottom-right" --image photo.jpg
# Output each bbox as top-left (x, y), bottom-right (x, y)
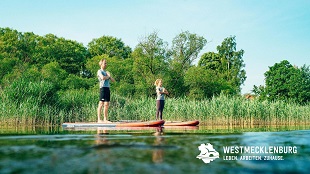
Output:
top-left (97, 59), bottom-right (115, 123)
top-left (154, 79), bottom-right (169, 120)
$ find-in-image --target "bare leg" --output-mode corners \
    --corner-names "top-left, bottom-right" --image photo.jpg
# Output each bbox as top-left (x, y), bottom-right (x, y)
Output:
top-left (97, 101), bottom-right (104, 122)
top-left (103, 102), bottom-right (111, 123)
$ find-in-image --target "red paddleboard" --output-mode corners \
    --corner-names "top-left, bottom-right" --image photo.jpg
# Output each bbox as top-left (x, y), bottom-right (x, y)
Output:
top-left (164, 120), bottom-right (199, 126)
top-left (116, 120), bottom-right (165, 127)
top-left (62, 120), bottom-right (165, 128)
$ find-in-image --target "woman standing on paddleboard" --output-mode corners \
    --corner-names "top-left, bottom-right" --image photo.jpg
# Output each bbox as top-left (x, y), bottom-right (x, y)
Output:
top-left (154, 79), bottom-right (169, 120)
top-left (97, 59), bottom-right (115, 123)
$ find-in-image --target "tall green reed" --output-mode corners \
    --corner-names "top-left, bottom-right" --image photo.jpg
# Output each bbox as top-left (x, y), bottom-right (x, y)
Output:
top-left (1, 84), bottom-right (309, 126)
top-left (1, 79), bottom-right (57, 125)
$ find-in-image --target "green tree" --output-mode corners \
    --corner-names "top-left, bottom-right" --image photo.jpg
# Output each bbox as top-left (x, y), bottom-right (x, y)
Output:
top-left (62, 74), bottom-right (94, 90)
top-left (171, 31), bottom-right (207, 71)
top-left (184, 66), bottom-right (234, 99)
top-left (198, 52), bottom-right (220, 70)
top-left (0, 57), bottom-right (18, 83)
top-left (217, 36), bottom-right (246, 93)
top-left (41, 61), bottom-right (68, 89)
top-left (33, 34), bottom-right (87, 74)
top-left (132, 31), bottom-right (169, 96)
top-left (18, 32), bottom-right (40, 63)
top-left (199, 36), bottom-right (246, 94)
top-left (259, 60), bottom-right (310, 104)
top-left (296, 65), bottom-right (310, 103)
top-left (87, 36), bottom-right (132, 59)
top-left (169, 31), bottom-right (207, 97)
top-left (106, 57), bottom-right (135, 96)
top-left (0, 27), bottom-right (22, 59)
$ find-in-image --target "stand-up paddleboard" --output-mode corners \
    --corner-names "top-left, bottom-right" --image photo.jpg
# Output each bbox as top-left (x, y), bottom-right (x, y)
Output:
top-left (62, 120), bottom-right (165, 128)
top-left (164, 120), bottom-right (199, 126)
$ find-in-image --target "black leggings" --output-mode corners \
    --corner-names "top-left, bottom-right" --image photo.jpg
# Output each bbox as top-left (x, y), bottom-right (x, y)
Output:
top-left (156, 100), bottom-right (165, 120)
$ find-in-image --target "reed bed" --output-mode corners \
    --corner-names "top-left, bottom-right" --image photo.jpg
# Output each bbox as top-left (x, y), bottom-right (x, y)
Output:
top-left (1, 86), bottom-right (310, 126)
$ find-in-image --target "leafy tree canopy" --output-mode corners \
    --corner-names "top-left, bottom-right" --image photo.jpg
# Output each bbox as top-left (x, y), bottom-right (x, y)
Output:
top-left (87, 36), bottom-right (132, 59)
top-left (198, 36), bottom-right (246, 94)
top-left (254, 60), bottom-right (310, 104)
top-left (132, 31), bottom-right (169, 96)
top-left (1, 27), bottom-right (252, 101)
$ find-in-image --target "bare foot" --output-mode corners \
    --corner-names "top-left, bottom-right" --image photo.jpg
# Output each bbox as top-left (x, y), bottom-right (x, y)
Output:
top-left (98, 120), bottom-right (112, 123)
top-left (98, 120), bottom-right (105, 123)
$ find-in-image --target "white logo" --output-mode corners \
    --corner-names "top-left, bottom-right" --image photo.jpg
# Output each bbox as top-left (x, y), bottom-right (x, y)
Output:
top-left (197, 143), bottom-right (220, 164)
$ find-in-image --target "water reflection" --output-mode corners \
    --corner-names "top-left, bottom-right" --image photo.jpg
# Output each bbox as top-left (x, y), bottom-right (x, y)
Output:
top-left (1, 126), bottom-right (309, 174)
top-left (152, 127), bottom-right (164, 163)
top-left (94, 126), bottom-right (167, 164)
top-left (96, 128), bottom-right (109, 145)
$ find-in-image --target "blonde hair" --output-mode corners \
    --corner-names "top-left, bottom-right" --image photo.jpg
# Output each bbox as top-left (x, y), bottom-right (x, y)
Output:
top-left (154, 79), bottom-right (162, 86)
top-left (99, 59), bottom-right (106, 66)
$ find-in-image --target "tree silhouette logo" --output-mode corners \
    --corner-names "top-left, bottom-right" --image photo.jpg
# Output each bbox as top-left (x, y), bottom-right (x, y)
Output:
top-left (196, 143), bottom-right (219, 164)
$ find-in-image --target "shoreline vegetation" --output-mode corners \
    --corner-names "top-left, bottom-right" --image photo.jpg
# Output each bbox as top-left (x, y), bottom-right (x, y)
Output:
top-left (1, 28), bottom-right (309, 130)
top-left (1, 88), bottom-right (309, 127)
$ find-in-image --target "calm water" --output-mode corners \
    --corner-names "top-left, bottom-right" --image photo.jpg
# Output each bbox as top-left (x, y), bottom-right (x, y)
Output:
top-left (0, 126), bottom-right (309, 174)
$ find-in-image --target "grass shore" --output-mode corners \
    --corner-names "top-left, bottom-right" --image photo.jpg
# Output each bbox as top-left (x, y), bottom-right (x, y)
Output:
top-left (1, 88), bottom-right (309, 126)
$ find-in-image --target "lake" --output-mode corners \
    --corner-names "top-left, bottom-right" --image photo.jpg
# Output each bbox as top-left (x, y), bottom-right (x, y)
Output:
top-left (0, 125), bottom-right (309, 174)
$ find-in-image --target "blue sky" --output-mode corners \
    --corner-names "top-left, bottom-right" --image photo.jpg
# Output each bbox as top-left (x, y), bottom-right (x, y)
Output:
top-left (1, 0), bottom-right (309, 94)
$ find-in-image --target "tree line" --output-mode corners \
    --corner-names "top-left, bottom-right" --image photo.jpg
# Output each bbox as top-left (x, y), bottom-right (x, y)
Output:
top-left (0, 27), bottom-right (245, 98)
top-left (0, 27), bottom-right (309, 104)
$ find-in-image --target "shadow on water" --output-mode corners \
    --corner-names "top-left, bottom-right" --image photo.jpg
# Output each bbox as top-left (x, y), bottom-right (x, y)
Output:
top-left (0, 125), bottom-right (310, 173)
